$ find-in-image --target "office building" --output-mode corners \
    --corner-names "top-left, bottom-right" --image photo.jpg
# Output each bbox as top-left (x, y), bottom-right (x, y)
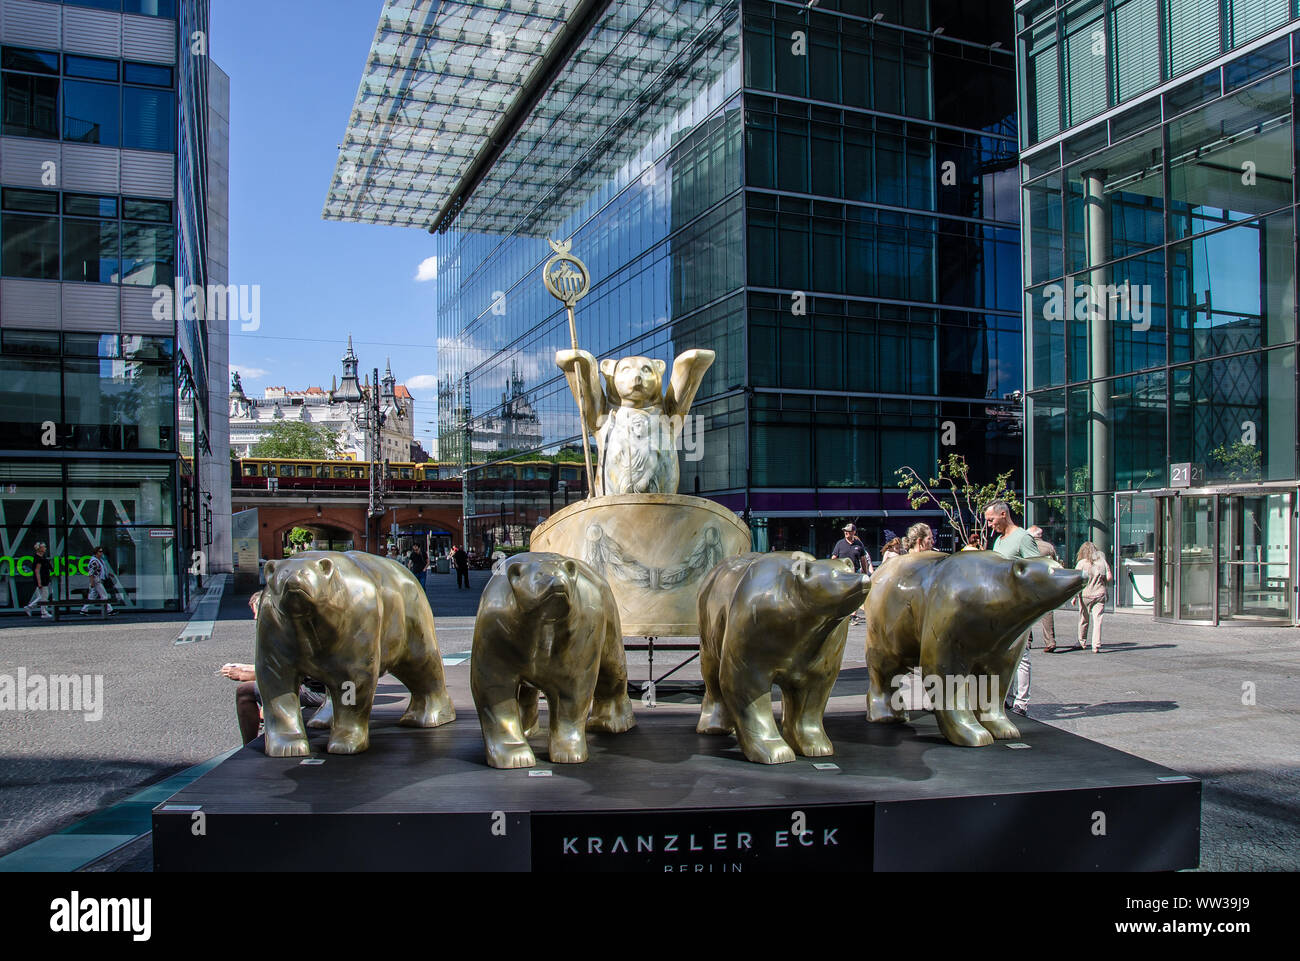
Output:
top-left (0, 0), bottom-right (223, 612)
top-left (327, 0), bottom-right (1022, 556)
top-left (1018, 0), bottom-right (1300, 623)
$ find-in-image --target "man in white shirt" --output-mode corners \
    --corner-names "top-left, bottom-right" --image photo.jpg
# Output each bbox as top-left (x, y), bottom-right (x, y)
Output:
top-left (80, 546), bottom-right (115, 616)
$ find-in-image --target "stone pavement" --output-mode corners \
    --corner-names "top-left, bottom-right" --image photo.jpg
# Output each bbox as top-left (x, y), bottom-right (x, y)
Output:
top-left (1, 570), bottom-right (1296, 870)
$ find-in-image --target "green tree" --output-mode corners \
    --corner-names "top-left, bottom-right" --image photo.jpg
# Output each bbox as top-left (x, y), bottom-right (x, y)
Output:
top-left (895, 453), bottom-right (1022, 548)
top-left (1209, 441), bottom-right (1261, 482)
top-left (251, 421), bottom-right (341, 459)
top-left (287, 527), bottom-right (314, 551)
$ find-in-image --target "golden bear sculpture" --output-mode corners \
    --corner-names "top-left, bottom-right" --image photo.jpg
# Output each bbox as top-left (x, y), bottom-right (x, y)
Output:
top-left (555, 347), bottom-right (714, 495)
top-left (697, 552), bottom-right (871, 764)
top-left (863, 550), bottom-right (1083, 747)
top-left (255, 551), bottom-right (454, 756)
top-left (471, 552), bottom-right (635, 768)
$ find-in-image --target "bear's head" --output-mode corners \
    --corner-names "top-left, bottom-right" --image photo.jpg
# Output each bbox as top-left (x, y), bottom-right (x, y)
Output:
top-left (1003, 555), bottom-right (1083, 617)
top-left (505, 553), bottom-right (578, 618)
top-left (263, 553), bottom-right (340, 618)
top-left (787, 552), bottom-right (871, 619)
top-left (601, 356), bottom-right (666, 408)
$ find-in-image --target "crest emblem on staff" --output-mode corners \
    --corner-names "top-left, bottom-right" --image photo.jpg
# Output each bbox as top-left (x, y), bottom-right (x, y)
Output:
top-left (543, 237), bottom-right (595, 495)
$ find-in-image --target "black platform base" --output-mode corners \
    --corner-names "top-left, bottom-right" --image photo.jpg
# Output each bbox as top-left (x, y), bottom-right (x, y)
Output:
top-left (153, 706), bottom-right (1200, 872)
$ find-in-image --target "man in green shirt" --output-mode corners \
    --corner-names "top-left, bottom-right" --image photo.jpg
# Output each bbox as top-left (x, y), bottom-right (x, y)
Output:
top-left (984, 500), bottom-right (1038, 717)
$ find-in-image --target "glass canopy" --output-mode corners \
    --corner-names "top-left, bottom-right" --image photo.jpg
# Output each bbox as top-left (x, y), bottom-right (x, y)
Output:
top-left (324, 0), bottom-right (738, 235)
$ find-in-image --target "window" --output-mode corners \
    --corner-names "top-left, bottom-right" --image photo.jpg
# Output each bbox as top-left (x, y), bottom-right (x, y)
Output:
top-left (63, 79), bottom-right (120, 145)
top-left (1166, 0), bottom-right (1222, 77)
top-left (124, 62), bottom-right (172, 87)
top-left (120, 221), bottom-right (175, 286)
top-left (63, 216), bottom-right (119, 283)
top-left (2, 213), bottom-right (58, 278)
top-left (124, 0), bottom-right (178, 16)
top-left (123, 86), bottom-right (175, 151)
top-left (3, 71), bottom-right (58, 139)
top-left (65, 55), bottom-right (118, 82)
top-left (1111, 0), bottom-right (1160, 103)
top-left (2, 47), bottom-right (58, 74)
top-left (1064, 2), bottom-right (1107, 126)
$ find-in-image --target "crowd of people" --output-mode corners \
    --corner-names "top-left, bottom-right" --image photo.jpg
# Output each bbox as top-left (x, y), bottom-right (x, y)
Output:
top-left (824, 504), bottom-right (1113, 717)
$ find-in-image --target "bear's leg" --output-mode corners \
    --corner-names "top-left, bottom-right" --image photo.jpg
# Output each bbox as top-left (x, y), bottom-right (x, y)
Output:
top-left (720, 650), bottom-right (793, 764)
top-left (519, 683), bottom-right (540, 737)
top-left (392, 608), bottom-right (456, 728)
top-left (588, 618), bottom-right (636, 734)
top-left (471, 663), bottom-right (535, 769)
top-left (866, 634), bottom-right (912, 724)
top-left (326, 660), bottom-right (378, 755)
top-left (780, 678), bottom-right (834, 757)
top-left (306, 692), bottom-right (333, 730)
top-left (545, 681), bottom-right (594, 764)
top-left (696, 642), bottom-right (734, 735)
top-left (923, 642), bottom-right (994, 748)
top-left (973, 640), bottom-right (1024, 741)
top-left (257, 643), bottom-right (309, 757)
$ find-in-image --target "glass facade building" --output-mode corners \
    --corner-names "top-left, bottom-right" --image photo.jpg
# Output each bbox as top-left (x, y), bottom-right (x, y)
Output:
top-left (328, 0), bottom-right (1023, 559)
top-left (0, 0), bottom-right (217, 613)
top-left (1019, 1), bottom-right (1300, 622)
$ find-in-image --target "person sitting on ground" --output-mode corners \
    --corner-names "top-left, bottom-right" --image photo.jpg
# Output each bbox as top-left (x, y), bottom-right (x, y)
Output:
top-left (227, 589), bottom-right (326, 745)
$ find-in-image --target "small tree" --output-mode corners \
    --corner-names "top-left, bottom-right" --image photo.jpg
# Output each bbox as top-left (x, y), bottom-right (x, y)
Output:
top-left (895, 453), bottom-right (1022, 548)
top-left (287, 527), bottom-right (314, 552)
top-left (252, 421), bottom-right (341, 459)
top-left (1209, 441), bottom-right (1261, 482)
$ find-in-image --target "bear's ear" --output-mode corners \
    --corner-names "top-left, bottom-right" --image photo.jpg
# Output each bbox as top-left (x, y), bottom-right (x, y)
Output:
top-left (652, 359), bottom-right (666, 379)
top-left (599, 358), bottom-right (617, 378)
top-left (263, 560), bottom-right (277, 580)
top-left (563, 559), bottom-right (578, 579)
top-left (506, 562), bottom-right (522, 582)
top-left (318, 557), bottom-right (333, 577)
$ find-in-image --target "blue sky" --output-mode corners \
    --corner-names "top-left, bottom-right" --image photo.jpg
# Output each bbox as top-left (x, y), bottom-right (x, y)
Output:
top-left (211, 0), bottom-right (441, 448)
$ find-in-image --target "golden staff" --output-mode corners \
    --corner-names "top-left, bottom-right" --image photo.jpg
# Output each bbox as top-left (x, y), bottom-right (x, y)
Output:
top-left (543, 238), bottom-right (595, 497)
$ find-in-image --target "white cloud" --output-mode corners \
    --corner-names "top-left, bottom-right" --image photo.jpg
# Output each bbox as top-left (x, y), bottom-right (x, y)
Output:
top-left (405, 374), bottom-right (438, 391)
top-left (232, 364), bottom-right (268, 379)
top-left (414, 256), bottom-right (439, 282)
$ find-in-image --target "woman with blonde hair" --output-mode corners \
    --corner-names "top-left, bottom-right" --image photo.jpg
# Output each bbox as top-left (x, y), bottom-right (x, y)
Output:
top-left (903, 522), bottom-right (935, 553)
top-left (1072, 541), bottom-right (1111, 652)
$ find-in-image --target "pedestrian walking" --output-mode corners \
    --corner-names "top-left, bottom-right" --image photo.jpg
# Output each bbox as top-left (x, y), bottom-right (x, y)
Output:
top-left (452, 545), bottom-right (470, 590)
top-left (830, 523), bottom-right (872, 623)
top-left (1073, 541), bottom-right (1112, 652)
top-left (1026, 525), bottom-right (1060, 652)
top-left (410, 543), bottom-right (428, 589)
top-left (22, 542), bottom-right (53, 618)
top-left (79, 546), bottom-right (115, 616)
top-left (985, 501), bottom-right (1039, 716)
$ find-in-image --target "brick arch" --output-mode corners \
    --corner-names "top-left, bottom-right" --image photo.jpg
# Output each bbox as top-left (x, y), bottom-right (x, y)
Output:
top-left (387, 507), bottom-right (461, 540)
top-left (264, 511), bottom-right (366, 559)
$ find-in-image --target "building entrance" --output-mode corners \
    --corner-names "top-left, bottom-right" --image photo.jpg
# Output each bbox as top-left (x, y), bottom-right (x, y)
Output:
top-left (1153, 487), bottom-right (1294, 624)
